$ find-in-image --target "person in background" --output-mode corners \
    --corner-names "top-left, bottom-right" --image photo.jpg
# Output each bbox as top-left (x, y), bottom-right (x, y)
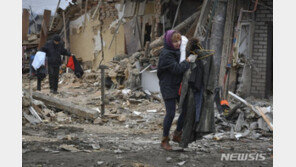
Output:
top-left (29, 49), bottom-right (36, 76)
top-left (41, 34), bottom-right (72, 94)
top-left (157, 30), bottom-right (196, 150)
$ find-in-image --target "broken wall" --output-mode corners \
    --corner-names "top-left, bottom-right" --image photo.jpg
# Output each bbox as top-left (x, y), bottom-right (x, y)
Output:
top-left (250, 0), bottom-right (273, 98)
top-left (69, 2), bottom-right (125, 70)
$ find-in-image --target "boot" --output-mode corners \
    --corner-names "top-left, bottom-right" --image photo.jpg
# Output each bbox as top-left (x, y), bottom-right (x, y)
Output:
top-left (161, 136), bottom-right (172, 151)
top-left (172, 130), bottom-right (182, 143)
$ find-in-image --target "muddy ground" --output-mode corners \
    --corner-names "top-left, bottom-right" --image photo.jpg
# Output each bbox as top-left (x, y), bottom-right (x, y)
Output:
top-left (22, 73), bottom-right (273, 167)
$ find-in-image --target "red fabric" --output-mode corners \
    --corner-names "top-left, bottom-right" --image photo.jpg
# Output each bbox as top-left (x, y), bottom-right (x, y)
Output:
top-left (66, 56), bottom-right (75, 71)
top-left (178, 83), bottom-right (182, 96)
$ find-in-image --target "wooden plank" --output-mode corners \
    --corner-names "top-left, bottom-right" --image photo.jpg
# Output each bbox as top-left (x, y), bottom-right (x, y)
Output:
top-left (22, 9), bottom-right (29, 41)
top-left (23, 112), bottom-right (41, 124)
top-left (172, 0), bottom-right (182, 28)
top-left (91, 0), bottom-right (102, 19)
top-left (135, 16), bottom-right (143, 47)
top-left (218, 0), bottom-right (236, 89)
top-left (29, 91), bottom-right (100, 119)
top-left (123, 1), bottom-right (136, 17)
top-left (193, 0), bottom-right (212, 39)
top-left (83, 0), bottom-right (88, 30)
top-left (49, 0), bottom-right (61, 31)
top-left (151, 16), bottom-right (156, 41)
top-left (141, 16), bottom-right (146, 47)
top-left (108, 19), bottom-right (122, 49)
top-left (185, 15), bottom-right (199, 37)
top-left (228, 91), bottom-right (273, 131)
top-left (41, 21), bottom-right (48, 36)
top-left (124, 18), bottom-right (142, 55)
top-left (149, 10), bottom-right (201, 49)
top-left (138, 0), bottom-right (147, 16)
top-left (255, 106), bottom-right (273, 131)
top-left (38, 10), bottom-right (51, 50)
top-left (62, 11), bottom-right (68, 49)
top-left (28, 106), bottom-right (43, 122)
top-left (62, 11), bottom-right (69, 67)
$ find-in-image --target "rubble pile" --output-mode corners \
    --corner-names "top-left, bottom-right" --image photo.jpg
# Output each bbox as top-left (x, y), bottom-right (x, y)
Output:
top-left (209, 97), bottom-right (273, 141)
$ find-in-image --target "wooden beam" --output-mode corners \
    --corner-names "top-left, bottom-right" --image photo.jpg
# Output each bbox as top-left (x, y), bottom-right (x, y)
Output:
top-left (172, 0), bottom-right (182, 28)
top-left (22, 9), bottom-right (29, 41)
top-left (91, 0), bottom-right (102, 19)
top-left (38, 10), bottom-right (51, 50)
top-left (108, 19), bottom-right (122, 49)
top-left (149, 10), bottom-right (201, 49)
top-left (49, 0), bottom-right (61, 31)
top-left (83, 0), bottom-right (89, 30)
top-left (255, 106), bottom-right (273, 131)
top-left (135, 16), bottom-right (143, 47)
top-left (193, 0), bottom-right (212, 38)
top-left (218, 0), bottom-right (236, 90)
top-left (62, 11), bottom-right (70, 67)
top-left (228, 91), bottom-right (273, 131)
top-left (62, 11), bottom-right (68, 49)
top-left (28, 91), bottom-right (100, 119)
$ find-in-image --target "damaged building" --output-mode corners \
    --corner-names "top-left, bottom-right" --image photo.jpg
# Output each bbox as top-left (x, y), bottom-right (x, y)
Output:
top-left (22, 0), bottom-right (273, 98)
top-left (21, 0), bottom-right (273, 166)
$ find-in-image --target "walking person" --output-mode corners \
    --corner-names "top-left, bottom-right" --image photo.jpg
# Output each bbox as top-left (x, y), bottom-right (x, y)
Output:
top-left (41, 35), bottom-right (72, 94)
top-left (157, 30), bottom-right (196, 150)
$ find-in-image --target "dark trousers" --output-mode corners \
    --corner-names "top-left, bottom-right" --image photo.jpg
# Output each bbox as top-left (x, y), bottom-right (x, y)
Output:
top-left (194, 88), bottom-right (203, 123)
top-left (163, 98), bottom-right (185, 137)
top-left (48, 65), bottom-right (60, 91)
top-left (37, 77), bottom-right (42, 91)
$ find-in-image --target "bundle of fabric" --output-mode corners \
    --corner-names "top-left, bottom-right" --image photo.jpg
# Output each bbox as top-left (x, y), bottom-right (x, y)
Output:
top-left (30, 51), bottom-right (47, 80)
top-left (178, 38), bottom-right (216, 148)
top-left (67, 56), bottom-right (84, 78)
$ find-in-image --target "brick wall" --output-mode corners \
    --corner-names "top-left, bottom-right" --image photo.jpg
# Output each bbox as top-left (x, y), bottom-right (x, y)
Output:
top-left (250, 0), bottom-right (273, 98)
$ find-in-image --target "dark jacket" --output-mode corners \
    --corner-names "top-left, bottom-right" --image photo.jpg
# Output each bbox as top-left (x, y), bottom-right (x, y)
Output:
top-left (178, 51), bottom-right (216, 147)
top-left (157, 39), bottom-right (189, 100)
top-left (41, 40), bottom-right (71, 66)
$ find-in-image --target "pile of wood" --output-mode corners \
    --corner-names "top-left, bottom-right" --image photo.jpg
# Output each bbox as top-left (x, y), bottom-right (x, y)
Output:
top-left (22, 89), bottom-right (100, 125)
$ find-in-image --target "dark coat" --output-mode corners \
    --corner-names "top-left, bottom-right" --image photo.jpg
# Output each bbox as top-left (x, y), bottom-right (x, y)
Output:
top-left (178, 51), bottom-right (216, 147)
top-left (41, 40), bottom-right (71, 66)
top-left (157, 40), bottom-right (189, 100)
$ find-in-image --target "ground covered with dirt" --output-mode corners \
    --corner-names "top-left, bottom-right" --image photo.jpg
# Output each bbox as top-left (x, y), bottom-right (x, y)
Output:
top-left (22, 72), bottom-right (273, 167)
